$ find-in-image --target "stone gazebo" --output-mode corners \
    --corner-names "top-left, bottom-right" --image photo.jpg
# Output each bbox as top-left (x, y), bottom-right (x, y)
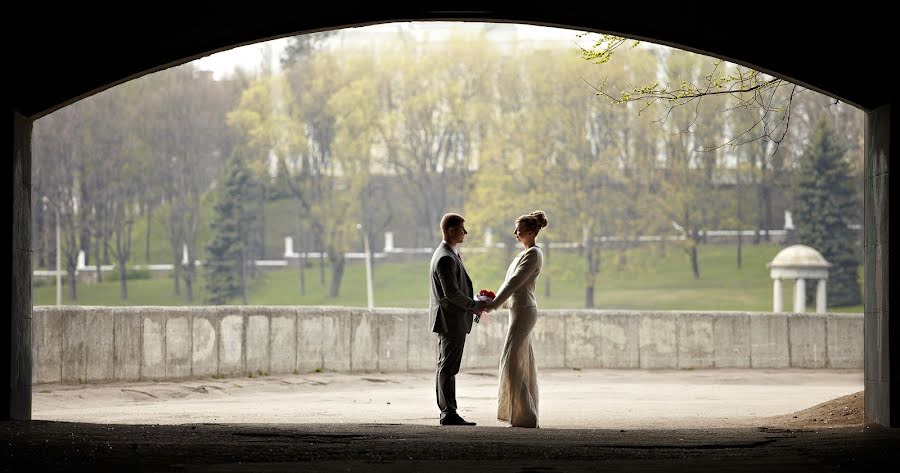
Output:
top-left (767, 245), bottom-right (832, 314)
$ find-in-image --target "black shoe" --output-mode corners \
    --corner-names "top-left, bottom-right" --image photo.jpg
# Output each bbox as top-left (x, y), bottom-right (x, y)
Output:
top-left (440, 414), bottom-right (476, 426)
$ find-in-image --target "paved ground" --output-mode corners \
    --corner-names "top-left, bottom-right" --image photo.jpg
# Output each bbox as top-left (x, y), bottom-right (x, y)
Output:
top-left (6, 369), bottom-right (897, 472)
top-left (32, 368), bottom-right (864, 429)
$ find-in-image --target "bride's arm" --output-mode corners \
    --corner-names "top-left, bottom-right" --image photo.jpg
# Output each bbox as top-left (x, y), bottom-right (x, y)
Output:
top-left (487, 249), bottom-right (540, 310)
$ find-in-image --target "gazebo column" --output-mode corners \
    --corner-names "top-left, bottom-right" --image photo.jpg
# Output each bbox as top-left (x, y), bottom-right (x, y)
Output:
top-left (794, 278), bottom-right (806, 313)
top-left (816, 279), bottom-right (827, 314)
top-left (773, 278), bottom-right (784, 312)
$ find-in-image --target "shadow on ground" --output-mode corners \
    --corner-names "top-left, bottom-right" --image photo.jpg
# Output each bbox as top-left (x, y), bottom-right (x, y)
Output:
top-left (2, 420), bottom-right (897, 472)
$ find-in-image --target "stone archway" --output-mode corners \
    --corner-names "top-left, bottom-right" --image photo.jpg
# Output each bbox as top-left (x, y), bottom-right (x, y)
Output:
top-left (6, 8), bottom-right (894, 427)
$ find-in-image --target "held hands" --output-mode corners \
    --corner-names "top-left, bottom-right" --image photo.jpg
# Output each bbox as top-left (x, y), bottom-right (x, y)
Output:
top-left (474, 290), bottom-right (496, 323)
top-left (477, 300), bottom-right (494, 315)
top-left (474, 299), bottom-right (493, 324)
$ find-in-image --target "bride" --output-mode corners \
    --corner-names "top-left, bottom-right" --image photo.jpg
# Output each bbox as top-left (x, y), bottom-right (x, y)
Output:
top-left (484, 210), bottom-right (547, 428)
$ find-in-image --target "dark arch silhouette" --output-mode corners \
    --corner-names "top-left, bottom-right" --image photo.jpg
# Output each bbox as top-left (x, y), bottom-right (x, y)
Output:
top-left (6, 6), bottom-right (896, 427)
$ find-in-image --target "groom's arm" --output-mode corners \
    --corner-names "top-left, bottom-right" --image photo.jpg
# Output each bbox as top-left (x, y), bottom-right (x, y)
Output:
top-left (435, 256), bottom-right (479, 312)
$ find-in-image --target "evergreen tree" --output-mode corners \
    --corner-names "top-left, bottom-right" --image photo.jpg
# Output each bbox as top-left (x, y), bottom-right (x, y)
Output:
top-left (205, 150), bottom-right (261, 304)
top-left (793, 118), bottom-right (861, 307)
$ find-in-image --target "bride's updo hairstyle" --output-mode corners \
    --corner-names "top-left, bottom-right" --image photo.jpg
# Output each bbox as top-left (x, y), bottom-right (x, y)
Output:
top-left (516, 210), bottom-right (549, 236)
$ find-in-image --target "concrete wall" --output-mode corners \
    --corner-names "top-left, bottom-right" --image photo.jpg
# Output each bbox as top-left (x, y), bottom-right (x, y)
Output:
top-left (863, 105), bottom-right (894, 427)
top-left (32, 307), bottom-right (864, 384)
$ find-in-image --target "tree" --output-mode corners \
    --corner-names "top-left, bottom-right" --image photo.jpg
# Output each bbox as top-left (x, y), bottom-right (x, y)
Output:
top-left (792, 117), bottom-right (861, 307)
top-left (143, 64), bottom-right (234, 301)
top-left (374, 30), bottom-right (494, 247)
top-left (33, 102), bottom-right (85, 301)
top-left (647, 51), bottom-right (730, 280)
top-left (581, 34), bottom-right (798, 154)
top-left (280, 30), bottom-right (340, 68)
top-left (205, 150), bottom-right (262, 305)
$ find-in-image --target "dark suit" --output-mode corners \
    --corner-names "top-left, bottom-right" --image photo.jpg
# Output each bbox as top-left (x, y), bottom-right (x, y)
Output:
top-left (429, 241), bottom-right (478, 418)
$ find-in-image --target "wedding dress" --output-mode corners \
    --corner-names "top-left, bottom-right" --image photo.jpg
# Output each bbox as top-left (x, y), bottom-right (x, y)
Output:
top-left (491, 245), bottom-right (543, 428)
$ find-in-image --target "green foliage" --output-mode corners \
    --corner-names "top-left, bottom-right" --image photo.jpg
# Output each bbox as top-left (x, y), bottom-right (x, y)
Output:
top-left (793, 118), bottom-right (862, 307)
top-left (125, 268), bottom-right (152, 280)
top-left (205, 149), bottom-right (264, 304)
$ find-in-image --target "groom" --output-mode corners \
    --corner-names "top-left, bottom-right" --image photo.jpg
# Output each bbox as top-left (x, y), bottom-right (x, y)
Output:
top-left (430, 213), bottom-right (485, 426)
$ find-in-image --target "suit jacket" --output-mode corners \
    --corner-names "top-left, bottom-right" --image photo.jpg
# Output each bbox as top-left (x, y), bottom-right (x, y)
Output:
top-left (429, 241), bottom-right (478, 336)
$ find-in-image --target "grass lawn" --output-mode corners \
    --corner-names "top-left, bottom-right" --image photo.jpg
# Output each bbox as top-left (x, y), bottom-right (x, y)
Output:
top-left (34, 243), bottom-right (864, 313)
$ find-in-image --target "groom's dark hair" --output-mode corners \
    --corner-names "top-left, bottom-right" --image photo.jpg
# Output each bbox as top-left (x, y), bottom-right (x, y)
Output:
top-left (440, 213), bottom-right (465, 238)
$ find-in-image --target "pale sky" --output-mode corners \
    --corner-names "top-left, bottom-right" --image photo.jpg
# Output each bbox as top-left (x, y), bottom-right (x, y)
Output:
top-left (191, 22), bottom-right (589, 80)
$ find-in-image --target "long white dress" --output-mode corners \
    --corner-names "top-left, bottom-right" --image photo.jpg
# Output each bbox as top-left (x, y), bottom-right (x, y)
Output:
top-left (491, 245), bottom-right (543, 428)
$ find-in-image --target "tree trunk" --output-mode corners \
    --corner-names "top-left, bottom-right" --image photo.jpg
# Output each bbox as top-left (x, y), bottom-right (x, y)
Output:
top-left (185, 260), bottom-right (194, 302)
top-left (690, 238), bottom-right (700, 279)
top-left (240, 248), bottom-right (248, 305)
top-left (67, 258), bottom-right (78, 301)
top-left (754, 183), bottom-right (765, 244)
top-left (260, 184), bottom-right (267, 260)
top-left (102, 233), bottom-right (110, 265)
top-left (585, 244), bottom-right (599, 308)
top-left (94, 234), bottom-right (102, 283)
top-left (80, 221), bottom-right (91, 267)
top-left (299, 252), bottom-right (306, 295)
top-left (763, 183), bottom-right (773, 242)
top-left (328, 254), bottom-right (345, 298)
top-left (173, 252), bottom-right (182, 296)
top-left (145, 203), bottom-right (152, 263)
top-left (737, 231), bottom-right (743, 269)
top-left (119, 262), bottom-right (128, 301)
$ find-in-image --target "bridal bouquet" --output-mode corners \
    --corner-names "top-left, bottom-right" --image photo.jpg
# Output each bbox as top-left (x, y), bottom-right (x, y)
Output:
top-left (474, 289), bottom-right (495, 323)
top-left (476, 289), bottom-right (495, 302)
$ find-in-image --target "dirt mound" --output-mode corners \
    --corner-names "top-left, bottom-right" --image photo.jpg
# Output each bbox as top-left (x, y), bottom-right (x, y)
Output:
top-left (766, 391), bottom-right (863, 429)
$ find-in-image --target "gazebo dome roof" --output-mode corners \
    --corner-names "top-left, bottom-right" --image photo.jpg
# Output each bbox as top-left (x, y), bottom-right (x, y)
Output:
top-left (768, 245), bottom-right (831, 268)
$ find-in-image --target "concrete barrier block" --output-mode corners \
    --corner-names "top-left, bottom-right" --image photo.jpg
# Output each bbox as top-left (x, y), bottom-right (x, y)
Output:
top-left (296, 307), bottom-right (324, 373)
top-left (465, 309), bottom-right (508, 370)
top-left (677, 313), bottom-right (714, 369)
top-left (377, 309), bottom-right (411, 372)
top-left (789, 314), bottom-right (827, 368)
top-left (826, 313), bottom-right (863, 368)
top-left (270, 311), bottom-right (297, 374)
top-left (113, 309), bottom-right (142, 382)
top-left (61, 308), bottom-right (86, 383)
top-left (599, 312), bottom-right (639, 368)
top-left (750, 313), bottom-right (789, 368)
top-left (246, 312), bottom-right (271, 374)
top-left (322, 307), bottom-right (351, 372)
top-left (639, 312), bottom-right (677, 369)
top-left (141, 308), bottom-right (168, 380)
top-left (351, 309), bottom-right (378, 373)
top-left (407, 311), bottom-right (435, 371)
top-left (35, 306), bottom-right (860, 384)
top-left (532, 312), bottom-right (566, 369)
top-left (32, 308), bottom-right (62, 384)
top-left (564, 311), bottom-right (602, 369)
top-left (191, 310), bottom-right (219, 378)
top-left (713, 313), bottom-right (750, 368)
top-left (218, 311), bottom-right (245, 376)
top-left (165, 309), bottom-right (192, 379)
top-left (85, 308), bottom-right (115, 382)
